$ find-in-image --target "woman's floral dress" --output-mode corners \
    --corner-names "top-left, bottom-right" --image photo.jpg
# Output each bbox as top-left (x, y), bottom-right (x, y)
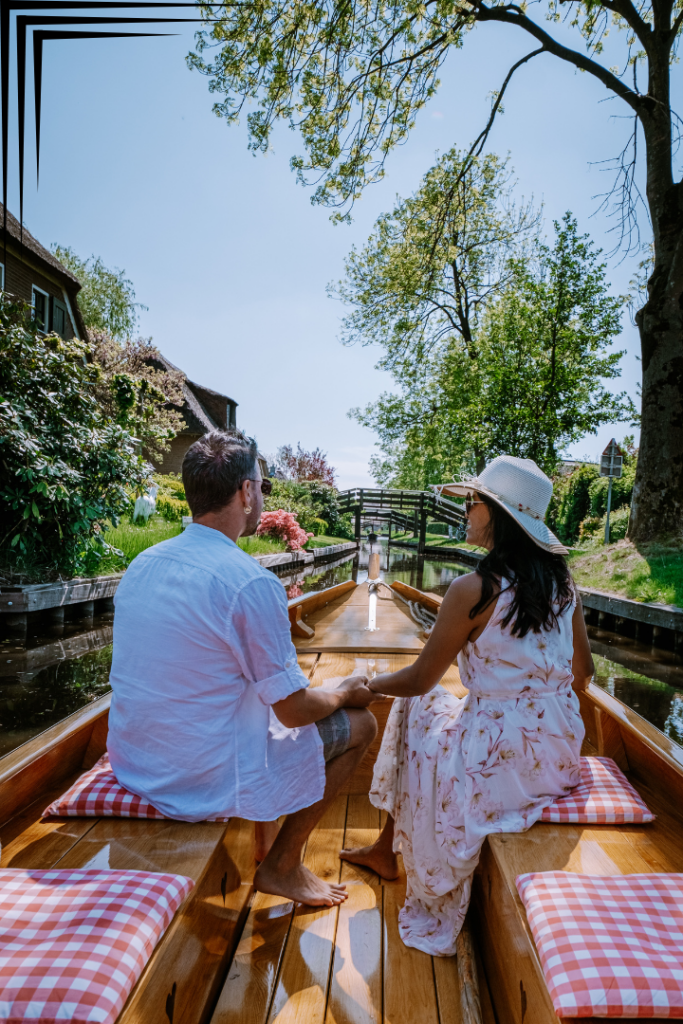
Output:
top-left (369, 579), bottom-right (585, 956)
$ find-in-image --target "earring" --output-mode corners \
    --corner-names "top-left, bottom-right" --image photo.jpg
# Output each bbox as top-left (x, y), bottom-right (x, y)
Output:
top-left (244, 505), bottom-right (252, 515)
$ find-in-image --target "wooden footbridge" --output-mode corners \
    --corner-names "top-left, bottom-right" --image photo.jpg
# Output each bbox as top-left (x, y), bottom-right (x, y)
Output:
top-left (337, 487), bottom-right (467, 553)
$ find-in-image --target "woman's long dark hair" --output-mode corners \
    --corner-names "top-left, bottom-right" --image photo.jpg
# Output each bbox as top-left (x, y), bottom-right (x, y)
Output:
top-left (469, 493), bottom-right (574, 637)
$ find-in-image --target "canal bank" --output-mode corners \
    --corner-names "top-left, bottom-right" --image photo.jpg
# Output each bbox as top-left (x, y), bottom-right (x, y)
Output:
top-left (0, 541), bottom-right (359, 640)
top-left (1, 539), bottom-right (681, 759)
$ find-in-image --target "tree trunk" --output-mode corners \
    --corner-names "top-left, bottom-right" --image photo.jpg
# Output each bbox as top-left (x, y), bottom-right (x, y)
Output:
top-left (629, 180), bottom-right (683, 544)
top-left (628, 36), bottom-right (683, 545)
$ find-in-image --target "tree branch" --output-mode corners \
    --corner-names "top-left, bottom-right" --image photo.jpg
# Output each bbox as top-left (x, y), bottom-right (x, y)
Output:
top-left (473, 3), bottom-right (644, 113)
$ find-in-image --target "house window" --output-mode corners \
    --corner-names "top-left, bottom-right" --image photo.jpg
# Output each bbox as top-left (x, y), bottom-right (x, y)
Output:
top-left (32, 286), bottom-right (49, 332)
top-left (0, 263), bottom-right (4, 290)
top-left (51, 296), bottom-right (68, 338)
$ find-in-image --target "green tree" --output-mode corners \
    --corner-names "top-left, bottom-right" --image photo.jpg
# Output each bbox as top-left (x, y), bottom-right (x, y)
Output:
top-left (352, 215), bottom-right (634, 486)
top-left (331, 150), bottom-right (538, 367)
top-left (52, 246), bottom-right (147, 340)
top-left (474, 215), bottom-right (635, 471)
top-left (337, 149), bottom-right (538, 475)
top-left (0, 297), bottom-right (145, 580)
top-left (190, 0), bottom-right (683, 543)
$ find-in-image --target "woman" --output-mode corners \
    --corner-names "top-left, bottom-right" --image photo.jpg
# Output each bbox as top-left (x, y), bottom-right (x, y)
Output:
top-left (340, 455), bottom-right (595, 956)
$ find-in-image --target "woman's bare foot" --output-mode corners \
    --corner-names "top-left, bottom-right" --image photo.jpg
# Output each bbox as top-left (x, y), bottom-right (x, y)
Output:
top-left (254, 860), bottom-right (348, 907)
top-left (255, 820), bottom-right (280, 862)
top-left (339, 842), bottom-right (400, 880)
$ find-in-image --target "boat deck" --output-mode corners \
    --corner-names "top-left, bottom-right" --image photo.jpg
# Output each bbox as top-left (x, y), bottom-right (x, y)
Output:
top-left (210, 792), bottom-right (496, 1024)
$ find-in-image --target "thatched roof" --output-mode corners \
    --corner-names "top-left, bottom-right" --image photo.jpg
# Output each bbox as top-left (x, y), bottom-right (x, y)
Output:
top-left (143, 351), bottom-right (238, 435)
top-left (0, 204), bottom-right (81, 290)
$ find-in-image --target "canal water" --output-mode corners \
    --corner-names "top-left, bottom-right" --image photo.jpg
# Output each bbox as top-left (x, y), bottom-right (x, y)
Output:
top-left (1, 540), bottom-right (681, 759)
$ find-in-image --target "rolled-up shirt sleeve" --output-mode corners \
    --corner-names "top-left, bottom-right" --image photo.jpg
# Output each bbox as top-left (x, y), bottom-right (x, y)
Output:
top-left (228, 574), bottom-right (310, 705)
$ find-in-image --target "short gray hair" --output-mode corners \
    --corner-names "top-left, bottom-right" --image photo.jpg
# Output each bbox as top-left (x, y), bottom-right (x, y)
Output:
top-left (182, 430), bottom-right (258, 517)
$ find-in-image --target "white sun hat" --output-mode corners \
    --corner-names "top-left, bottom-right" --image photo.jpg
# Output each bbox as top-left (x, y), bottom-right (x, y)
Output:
top-left (432, 455), bottom-right (568, 555)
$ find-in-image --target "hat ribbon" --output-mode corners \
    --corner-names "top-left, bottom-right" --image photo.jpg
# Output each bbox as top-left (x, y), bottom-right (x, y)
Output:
top-left (433, 483), bottom-right (545, 521)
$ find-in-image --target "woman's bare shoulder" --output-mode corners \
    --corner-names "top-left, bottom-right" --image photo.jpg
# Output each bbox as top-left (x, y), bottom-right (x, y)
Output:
top-left (446, 571), bottom-right (485, 602)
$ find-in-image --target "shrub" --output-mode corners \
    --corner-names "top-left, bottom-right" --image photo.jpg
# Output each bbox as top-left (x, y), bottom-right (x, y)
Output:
top-left (580, 506), bottom-right (630, 544)
top-left (263, 479), bottom-right (353, 539)
top-left (0, 296), bottom-right (144, 580)
top-left (154, 473), bottom-right (186, 500)
top-left (156, 494), bottom-right (190, 521)
top-left (548, 464), bottom-right (599, 545)
top-left (257, 509), bottom-right (313, 551)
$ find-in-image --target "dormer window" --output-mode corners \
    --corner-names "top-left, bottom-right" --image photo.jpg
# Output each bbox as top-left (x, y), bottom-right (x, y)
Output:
top-left (32, 286), bottom-right (49, 332)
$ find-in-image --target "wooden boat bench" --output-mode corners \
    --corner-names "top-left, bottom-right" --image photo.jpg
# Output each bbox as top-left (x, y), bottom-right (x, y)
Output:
top-left (473, 682), bottom-right (683, 1024)
top-left (0, 693), bottom-right (258, 1024)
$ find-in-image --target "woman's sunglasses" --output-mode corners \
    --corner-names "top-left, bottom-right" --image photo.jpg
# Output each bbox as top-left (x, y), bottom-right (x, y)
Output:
top-left (465, 492), bottom-right (485, 514)
top-left (243, 478), bottom-right (273, 496)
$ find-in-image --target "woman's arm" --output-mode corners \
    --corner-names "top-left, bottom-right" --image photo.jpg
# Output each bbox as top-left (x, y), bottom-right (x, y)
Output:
top-left (368, 573), bottom-right (493, 698)
top-left (571, 593), bottom-right (595, 692)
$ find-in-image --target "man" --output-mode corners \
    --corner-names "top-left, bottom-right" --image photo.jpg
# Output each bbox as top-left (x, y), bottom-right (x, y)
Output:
top-left (107, 429), bottom-right (378, 907)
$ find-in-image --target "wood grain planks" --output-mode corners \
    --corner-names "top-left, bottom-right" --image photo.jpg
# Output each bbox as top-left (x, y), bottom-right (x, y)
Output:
top-left (267, 796), bottom-right (347, 1024)
top-left (383, 865), bottom-right (440, 1024)
top-left (327, 796), bottom-right (382, 1024)
top-left (294, 587), bottom-right (424, 655)
top-left (298, 653), bottom-right (320, 679)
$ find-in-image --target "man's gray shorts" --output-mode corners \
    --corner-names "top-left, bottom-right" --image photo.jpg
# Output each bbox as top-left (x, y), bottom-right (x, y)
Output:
top-left (316, 708), bottom-right (352, 762)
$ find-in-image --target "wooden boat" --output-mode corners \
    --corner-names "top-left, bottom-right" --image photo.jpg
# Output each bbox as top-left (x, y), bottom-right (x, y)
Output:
top-left (1, 576), bottom-right (683, 1024)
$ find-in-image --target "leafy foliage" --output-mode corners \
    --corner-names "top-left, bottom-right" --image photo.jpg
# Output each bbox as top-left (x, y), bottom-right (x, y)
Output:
top-left (332, 149), bottom-right (538, 369)
top-left (257, 509), bottom-right (313, 551)
top-left (189, 0), bottom-right (669, 224)
top-left (0, 296), bottom-right (145, 580)
top-left (52, 246), bottom-right (147, 340)
top-left (263, 478), bottom-right (353, 538)
top-left (91, 334), bottom-right (186, 462)
top-left (548, 437), bottom-right (638, 544)
top-left (275, 443), bottom-right (337, 485)
top-left (156, 494), bottom-right (190, 521)
top-left (352, 213), bottom-right (635, 487)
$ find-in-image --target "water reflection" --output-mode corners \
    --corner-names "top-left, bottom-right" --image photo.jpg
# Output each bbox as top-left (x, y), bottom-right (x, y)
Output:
top-left (589, 627), bottom-right (683, 745)
top-left (1, 538), bottom-right (681, 759)
top-left (0, 620), bottom-right (113, 757)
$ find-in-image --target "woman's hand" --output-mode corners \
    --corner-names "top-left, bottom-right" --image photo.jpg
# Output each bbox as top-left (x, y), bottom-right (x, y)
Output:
top-left (338, 675), bottom-right (380, 708)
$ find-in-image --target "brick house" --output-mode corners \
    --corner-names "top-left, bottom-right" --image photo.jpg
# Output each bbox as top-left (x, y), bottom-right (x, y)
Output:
top-left (143, 352), bottom-right (242, 474)
top-left (0, 205), bottom-right (87, 339)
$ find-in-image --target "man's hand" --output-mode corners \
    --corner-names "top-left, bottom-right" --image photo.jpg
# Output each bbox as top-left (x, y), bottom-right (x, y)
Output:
top-left (273, 674), bottom-right (379, 728)
top-left (336, 675), bottom-right (379, 708)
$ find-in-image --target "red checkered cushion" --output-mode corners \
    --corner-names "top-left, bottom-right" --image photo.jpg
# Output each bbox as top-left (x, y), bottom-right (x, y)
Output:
top-left (42, 754), bottom-right (230, 822)
top-left (0, 867), bottom-right (193, 1024)
top-left (541, 756), bottom-right (654, 824)
top-left (516, 871), bottom-right (683, 1018)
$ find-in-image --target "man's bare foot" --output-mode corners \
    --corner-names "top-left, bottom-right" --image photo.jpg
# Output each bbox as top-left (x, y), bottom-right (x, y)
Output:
top-left (255, 820), bottom-right (280, 863)
top-left (339, 842), bottom-right (400, 880)
top-left (254, 860), bottom-right (348, 907)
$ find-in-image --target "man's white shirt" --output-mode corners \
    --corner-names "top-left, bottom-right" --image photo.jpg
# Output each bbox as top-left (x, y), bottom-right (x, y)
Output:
top-left (107, 523), bottom-right (325, 821)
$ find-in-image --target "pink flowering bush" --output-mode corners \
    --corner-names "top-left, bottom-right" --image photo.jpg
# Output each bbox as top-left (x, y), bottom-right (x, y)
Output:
top-left (257, 509), bottom-right (313, 552)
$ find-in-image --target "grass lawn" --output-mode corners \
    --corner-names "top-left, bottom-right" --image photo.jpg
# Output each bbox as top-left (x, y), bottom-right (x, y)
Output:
top-left (305, 535), bottom-right (355, 550)
top-left (102, 520), bottom-right (353, 567)
top-left (104, 517), bottom-right (182, 563)
top-left (567, 540), bottom-right (683, 608)
top-left (238, 535), bottom-right (287, 555)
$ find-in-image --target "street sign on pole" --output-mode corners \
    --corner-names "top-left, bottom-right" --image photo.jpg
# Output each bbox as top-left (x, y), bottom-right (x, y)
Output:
top-left (600, 438), bottom-right (623, 544)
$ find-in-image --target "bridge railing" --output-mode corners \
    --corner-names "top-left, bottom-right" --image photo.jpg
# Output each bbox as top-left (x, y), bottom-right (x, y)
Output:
top-left (338, 487), bottom-right (467, 550)
top-left (337, 487), bottom-right (467, 527)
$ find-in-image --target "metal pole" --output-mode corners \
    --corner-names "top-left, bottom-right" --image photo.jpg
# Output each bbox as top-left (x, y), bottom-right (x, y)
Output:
top-left (604, 475), bottom-right (613, 545)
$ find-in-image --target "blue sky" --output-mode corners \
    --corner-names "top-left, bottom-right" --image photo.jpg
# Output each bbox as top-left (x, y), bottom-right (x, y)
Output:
top-left (9, 9), bottom-right (664, 487)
